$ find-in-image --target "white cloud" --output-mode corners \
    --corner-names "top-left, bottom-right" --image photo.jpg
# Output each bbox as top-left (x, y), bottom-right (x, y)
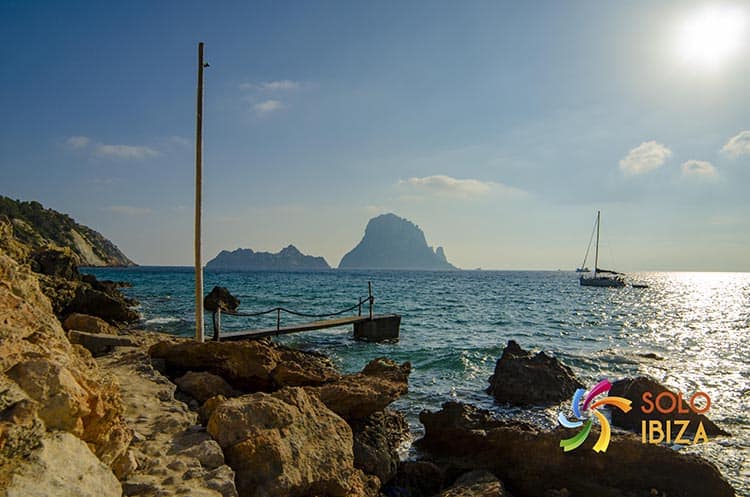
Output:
top-left (104, 205), bottom-right (152, 215)
top-left (398, 175), bottom-right (524, 199)
top-left (66, 136), bottom-right (91, 149)
top-left (619, 141), bottom-right (672, 175)
top-left (253, 99), bottom-right (284, 115)
top-left (721, 130), bottom-right (750, 158)
top-left (95, 144), bottom-right (159, 159)
top-left (240, 80), bottom-right (301, 91)
top-left (681, 160), bottom-right (717, 178)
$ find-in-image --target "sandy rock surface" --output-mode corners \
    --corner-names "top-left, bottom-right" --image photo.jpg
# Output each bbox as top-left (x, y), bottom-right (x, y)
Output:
top-left (98, 347), bottom-right (237, 497)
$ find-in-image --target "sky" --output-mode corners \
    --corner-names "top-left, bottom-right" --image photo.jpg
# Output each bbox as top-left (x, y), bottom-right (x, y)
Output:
top-left (1, 0), bottom-right (749, 271)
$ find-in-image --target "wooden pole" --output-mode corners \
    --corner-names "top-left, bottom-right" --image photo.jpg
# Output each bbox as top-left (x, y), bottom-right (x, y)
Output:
top-left (368, 281), bottom-right (373, 320)
top-left (194, 42), bottom-right (205, 342)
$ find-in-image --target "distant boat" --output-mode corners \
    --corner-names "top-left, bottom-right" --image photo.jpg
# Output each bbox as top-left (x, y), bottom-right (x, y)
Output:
top-left (579, 211), bottom-right (626, 288)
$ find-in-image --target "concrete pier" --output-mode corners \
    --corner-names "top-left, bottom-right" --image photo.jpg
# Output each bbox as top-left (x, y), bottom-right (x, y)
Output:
top-left (353, 314), bottom-right (401, 342)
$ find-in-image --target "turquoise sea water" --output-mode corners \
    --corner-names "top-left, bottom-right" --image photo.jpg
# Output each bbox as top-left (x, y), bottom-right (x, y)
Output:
top-left (86, 267), bottom-right (750, 494)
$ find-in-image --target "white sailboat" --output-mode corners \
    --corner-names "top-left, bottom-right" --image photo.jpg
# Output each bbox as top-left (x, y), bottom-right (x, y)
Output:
top-left (579, 211), bottom-right (626, 288)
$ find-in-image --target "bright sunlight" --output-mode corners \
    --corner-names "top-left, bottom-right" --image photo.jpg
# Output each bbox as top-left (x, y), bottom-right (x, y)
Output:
top-left (674, 5), bottom-right (747, 69)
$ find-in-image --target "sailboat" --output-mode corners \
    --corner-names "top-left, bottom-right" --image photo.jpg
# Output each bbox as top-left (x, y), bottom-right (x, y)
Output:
top-left (579, 211), bottom-right (626, 288)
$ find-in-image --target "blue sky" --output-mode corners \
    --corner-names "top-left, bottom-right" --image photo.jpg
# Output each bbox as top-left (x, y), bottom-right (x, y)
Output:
top-left (1, 1), bottom-right (749, 270)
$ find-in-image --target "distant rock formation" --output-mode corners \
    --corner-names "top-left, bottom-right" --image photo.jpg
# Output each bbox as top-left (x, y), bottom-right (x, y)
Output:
top-left (205, 244), bottom-right (331, 271)
top-left (339, 213), bottom-right (456, 270)
top-left (0, 196), bottom-right (135, 266)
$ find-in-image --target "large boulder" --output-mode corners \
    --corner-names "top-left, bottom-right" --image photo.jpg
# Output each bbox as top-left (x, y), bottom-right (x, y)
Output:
top-left (207, 387), bottom-right (378, 497)
top-left (308, 357), bottom-right (410, 420)
top-left (4, 432), bottom-right (121, 497)
top-left (417, 401), bottom-right (735, 497)
top-left (66, 285), bottom-right (139, 325)
top-left (609, 376), bottom-right (729, 436)
top-left (486, 340), bottom-right (582, 406)
top-left (63, 313), bottom-right (117, 334)
top-left (351, 409), bottom-right (409, 483)
top-left (175, 371), bottom-right (240, 403)
top-left (149, 340), bottom-right (341, 392)
top-left (203, 286), bottom-right (240, 313)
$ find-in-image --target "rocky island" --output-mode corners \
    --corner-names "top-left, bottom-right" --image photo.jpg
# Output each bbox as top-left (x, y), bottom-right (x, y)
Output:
top-left (339, 213), bottom-right (456, 270)
top-left (206, 245), bottom-right (330, 271)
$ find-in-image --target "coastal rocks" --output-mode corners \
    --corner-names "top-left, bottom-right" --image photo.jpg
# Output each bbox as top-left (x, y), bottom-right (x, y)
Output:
top-left (98, 347), bottom-right (238, 497)
top-left (0, 251), bottom-right (131, 468)
top-left (4, 432), bottom-right (122, 497)
top-left (384, 461), bottom-right (444, 497)
top-left (309, 357), bottom-right (410, 420)
top-left (63, 312), bottom-right (117, 334)
top-left (417, 401), bottom-right (734, 497)
top-left (207, 387), bottom-right (378, 497)
top-left (439, 470), bottom-right (510, 497)
top-left (351, 409), bottom-right (409, 483)
top-left (609, 376), bottom-right (729, 436)
top-left (486, 340), bottom-right (582, 406)
top-left (0, 375), bottom-right (45, 465)
top-left (67, 284), bottom-right (139, 325)
top-left (203, 286), bottom-right (240, 313)
top-left (148, 340), bottom-right (341, 392)
top-left (175, 371), bottom-right (240, 403)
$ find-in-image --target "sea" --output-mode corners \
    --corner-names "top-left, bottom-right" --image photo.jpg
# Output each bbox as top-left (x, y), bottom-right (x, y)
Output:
top-left (85, 267), bottom-right (750, 494)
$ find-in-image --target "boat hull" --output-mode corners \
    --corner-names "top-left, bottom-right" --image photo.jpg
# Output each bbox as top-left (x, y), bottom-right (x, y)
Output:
top-left (579, 276), bottom-right (626, 288)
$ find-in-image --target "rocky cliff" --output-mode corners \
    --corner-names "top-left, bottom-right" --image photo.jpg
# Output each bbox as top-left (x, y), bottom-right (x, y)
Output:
top-left (0, 196), bottom-right (135, 267)
top-left (339, 213), bottom-right (456, 270)
top-left (206, 244), bottom-right (330, 271)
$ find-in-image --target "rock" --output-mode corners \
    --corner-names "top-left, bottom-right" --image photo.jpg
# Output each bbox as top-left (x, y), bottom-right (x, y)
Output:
top-left (199, 395), bottom-right (228, 426)
top-left (351, 409), bottom-right (409, 483)
top-left (7, 359), bottom-right (91, 434)
top-left (149, 340), bottom-right (341, 392)
top-left (417, 401), bottom-right (735, 497)
top-left (207, 387), bottom-right (378, 497)
top-left (339, 213), bottom-right (457, 270)
top-left (486, 340), bottom-right (582, 406)
top-left (174, 371), bottom-right (240, 403)
top-left (203, 286), bottom-right (240, 313)
top-left (271, 346), bottom-right (342, 387)
top-left (112, 449), bottom-right (139, 479)
top-left (609, 376), bottom-right (729, 436)
top-left (308, 357), bottom-right (410, 420)
top-left (0, 375), bottom-right (45, 466)
top-left (440, 471), bottom-right (510, 497)
top-left (205, 245), bottom-right (331, 271)
top-left (68, 330), bottom-right (137, 357)
top-left (67, 285), bottom-right (139, 325)
top-left (179, 439), bottom-right (225, 470)
top-left (4, 432), bottom-right (121, 497)
top-left (0, 251), bottom-right (131, 468)
top-left (63, 313), bottom-right (117, 334)
top-left (30, 246), bottom-right (81, 279)
top-left (384, 461), bottom-right (444, 497)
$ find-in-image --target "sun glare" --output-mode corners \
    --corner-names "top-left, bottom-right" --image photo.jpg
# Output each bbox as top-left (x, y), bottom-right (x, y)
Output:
top-left (675, 5), bottom-right (747, 69)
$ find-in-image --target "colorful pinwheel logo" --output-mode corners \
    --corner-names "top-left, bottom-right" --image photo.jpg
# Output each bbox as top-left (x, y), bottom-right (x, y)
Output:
top-left (558, 379), bottom-right (632, 453)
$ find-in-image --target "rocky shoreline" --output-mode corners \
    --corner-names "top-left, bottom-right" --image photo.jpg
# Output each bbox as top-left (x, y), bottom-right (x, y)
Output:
top-left (0, 217), bottom-right (737, 497)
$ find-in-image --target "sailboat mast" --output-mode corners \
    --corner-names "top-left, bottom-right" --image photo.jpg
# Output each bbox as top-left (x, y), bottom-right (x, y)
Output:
top-left (594, 210), bottom-right (600, 276)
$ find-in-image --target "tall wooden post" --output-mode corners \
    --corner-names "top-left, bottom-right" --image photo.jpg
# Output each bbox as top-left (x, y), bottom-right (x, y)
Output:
top-left (194, 42), bottom-right (205, 342)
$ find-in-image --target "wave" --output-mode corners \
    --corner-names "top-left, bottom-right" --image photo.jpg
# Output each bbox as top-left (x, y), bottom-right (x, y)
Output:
top-left (144, 316), bottom-right (181, 325)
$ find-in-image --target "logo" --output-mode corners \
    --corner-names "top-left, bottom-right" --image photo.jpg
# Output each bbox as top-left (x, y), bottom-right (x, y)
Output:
top-left (558, 379), bottom-right (632, 453)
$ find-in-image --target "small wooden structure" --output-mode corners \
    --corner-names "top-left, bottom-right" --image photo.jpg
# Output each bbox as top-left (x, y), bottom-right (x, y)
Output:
top-left (209, 282), bottom-right (401, 342)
